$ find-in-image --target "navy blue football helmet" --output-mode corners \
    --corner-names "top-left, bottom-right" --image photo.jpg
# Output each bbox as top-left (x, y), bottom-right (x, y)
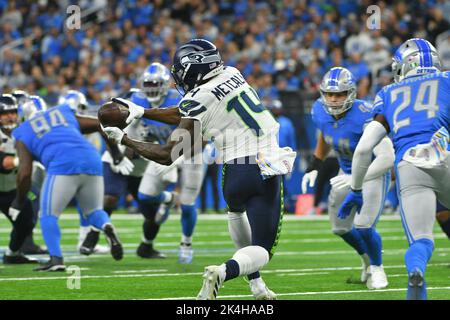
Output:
top-left (171, 39), bottom-right (223, 94)
top-left (0, 94), bottom-right (18, 130)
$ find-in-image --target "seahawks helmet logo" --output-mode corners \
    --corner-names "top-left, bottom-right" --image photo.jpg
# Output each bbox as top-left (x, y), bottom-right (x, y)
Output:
top-left (181, 54), bottom-right (205, 65)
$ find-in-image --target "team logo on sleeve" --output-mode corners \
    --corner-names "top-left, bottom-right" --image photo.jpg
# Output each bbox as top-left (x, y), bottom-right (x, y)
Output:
top-left (358, 101), bottom-right (374, 113)
top-left (179, 99), bottom-right (206, 117)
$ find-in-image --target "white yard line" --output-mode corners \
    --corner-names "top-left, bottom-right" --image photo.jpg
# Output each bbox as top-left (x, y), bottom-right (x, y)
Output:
top-left (1, 263), bottom-right (447, 282)
top-left (149, 286), bottom-right (450, 300)
top-left (112, 269), bottom-right (168, 274)
top-left (0, 213), bottom-right (405, 222)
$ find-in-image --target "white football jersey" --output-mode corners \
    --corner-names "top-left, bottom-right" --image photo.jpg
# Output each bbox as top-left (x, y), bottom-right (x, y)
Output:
top-left (0, 130), bottom-right (17, 192)
top-left (179, 66), bottom-right (280, 163)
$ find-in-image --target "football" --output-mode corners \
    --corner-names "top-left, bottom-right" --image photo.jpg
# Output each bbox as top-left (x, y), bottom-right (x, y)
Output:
top-left (98, 101), bottom-right (129, 129)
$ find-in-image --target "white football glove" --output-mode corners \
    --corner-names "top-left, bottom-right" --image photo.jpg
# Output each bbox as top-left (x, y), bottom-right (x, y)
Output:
top-left (301, 170), bottom-right (318, 194)
top-left (110, 156), bottom-right (134, 175)
top-left (112, 97), bottom-right (145, 125)
top-left (102, 125), bottom-right (125, 144)
top-left (330, 174), bottom-right (352, 191)
top-left (8, 206), bottom-right (20, 222)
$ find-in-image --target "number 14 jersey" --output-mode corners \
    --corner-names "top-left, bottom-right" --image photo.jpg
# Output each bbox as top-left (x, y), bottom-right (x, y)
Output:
top-left (178, 66), bottom-right (280, 163)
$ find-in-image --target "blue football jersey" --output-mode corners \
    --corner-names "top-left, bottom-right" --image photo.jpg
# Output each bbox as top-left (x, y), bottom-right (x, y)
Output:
top-left (312, 99), bottom-right (374, 174)
top-left (13, 104), bottom-right (102, 175)
top-left (130, 89), bottom-right (181, 144)
top-left (373, 71), bottom-right (450, 165)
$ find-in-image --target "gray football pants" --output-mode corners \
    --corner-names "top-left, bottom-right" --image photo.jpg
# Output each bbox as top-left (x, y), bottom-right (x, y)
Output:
top-left (328, 172), bottom-right (390, 235)
top-left (396, 157), bottom-right (450, 244)
top-left (40, 174), bottom-right (104, 218)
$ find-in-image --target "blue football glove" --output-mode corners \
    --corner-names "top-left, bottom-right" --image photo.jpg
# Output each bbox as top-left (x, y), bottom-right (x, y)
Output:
top-left (337, 189), bottom-right (363, 220)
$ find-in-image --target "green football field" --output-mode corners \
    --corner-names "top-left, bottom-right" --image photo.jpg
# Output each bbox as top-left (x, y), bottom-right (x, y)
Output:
top-left (0, 211), bottom-right (449, 300)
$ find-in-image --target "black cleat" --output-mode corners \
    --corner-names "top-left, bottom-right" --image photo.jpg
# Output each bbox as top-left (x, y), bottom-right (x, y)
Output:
top-left (3, 253), bottom-right (39, 264)
top-left (79, 229), bottom-right (100, 256)
top-left (20, 235), bottom-right (49, 255)
top-left (407, 269), bottom-right (426, 300)
top-left (136, 242), bottom-right (166, 259)
top-left (33, 256), bottom-right (66, 272)
top-left (103, 224), bottom-right (123, 261)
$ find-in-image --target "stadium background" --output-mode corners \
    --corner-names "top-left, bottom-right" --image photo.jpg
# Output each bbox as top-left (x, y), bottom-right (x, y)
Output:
top-left (1, 0), bottom-right (450, 213)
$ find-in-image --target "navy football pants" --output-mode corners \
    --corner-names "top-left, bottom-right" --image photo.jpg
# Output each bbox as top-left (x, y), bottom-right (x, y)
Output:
top-left (0, 190), bottom-right (35, 252)
top-left (222, 157), bottom-right (284, 257)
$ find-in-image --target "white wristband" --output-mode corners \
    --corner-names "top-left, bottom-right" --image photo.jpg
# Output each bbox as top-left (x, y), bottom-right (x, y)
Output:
top-left (13, 157), bottom-right (19, 168)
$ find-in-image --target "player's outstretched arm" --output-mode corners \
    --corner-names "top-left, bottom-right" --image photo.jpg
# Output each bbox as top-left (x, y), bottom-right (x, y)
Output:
top-left (351, 115), bottom-right (389, 190)
top-left (142, 106), bottom-right (181, 125)
top-left (117, 118), bottom-right (201, 165)
top-left (112, 98), bottom-right (181, 125)
top-left (14, 141), bottom-right (33, 207)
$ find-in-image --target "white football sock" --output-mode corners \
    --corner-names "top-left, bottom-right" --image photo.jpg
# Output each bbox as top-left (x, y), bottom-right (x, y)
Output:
top-left (232, 245), bottom-right (269, 276)
top-left (162, 191), bottom-right (173, 203)
top-left (181, 235), bottom-right (192, 245)
top-left (228, 211), bottom-right (252, 249)
top-left (142, 236), bottom-right (153, 245)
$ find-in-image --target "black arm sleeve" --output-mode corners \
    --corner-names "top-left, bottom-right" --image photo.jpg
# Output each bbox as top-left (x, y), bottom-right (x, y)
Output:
top-left (305, 155), bottom-right (323, 173)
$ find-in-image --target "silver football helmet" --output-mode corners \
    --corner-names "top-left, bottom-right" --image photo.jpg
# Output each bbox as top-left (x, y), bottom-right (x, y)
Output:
top-left (139, 62), bottom-right (171, 104)
top-left (319, 67), bottom-right (357, 116)
top-left (59, 90), bottom-right (88, 113)
top-left (18, 95), bottom-right (47, 123)
top-left (392, 38), bottom-right (441, 83)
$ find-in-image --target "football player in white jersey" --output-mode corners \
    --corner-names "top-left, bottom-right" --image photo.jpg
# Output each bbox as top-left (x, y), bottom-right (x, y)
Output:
top-left (103, 39), bottom-right (296, 300)
top-left (0, 94), bottom-right (40, 264)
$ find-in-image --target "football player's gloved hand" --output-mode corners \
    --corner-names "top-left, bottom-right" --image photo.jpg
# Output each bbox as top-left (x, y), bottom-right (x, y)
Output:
top-left (112, 97), bottom-right (144, 125)
top-left (8, 198), bottom-right (23, 222)
top-left (330, 174), bottom-right (352, 191)
top-left (301, 155), bottom-right (323, 194)
top-left (110, 157), bottom-right (134, 175)
top-left (301, 170), bottom-right (318, 194)
top-left (337, 189), bottom-right (363, 219)
top-left (203, 143), bottom-right (217, 165)
top-left (102, 125), bottom-right (125, 144)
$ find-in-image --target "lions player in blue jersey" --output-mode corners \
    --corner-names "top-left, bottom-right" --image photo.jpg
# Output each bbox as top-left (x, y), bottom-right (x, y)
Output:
top-left (338, 38), bottom-right (450, 300)
top-left (13, 92), bottom-right (123, 271)
top-left (302, 67), bottom-right (394, 289)
top-left (128, 62), bottom-right (205, 263)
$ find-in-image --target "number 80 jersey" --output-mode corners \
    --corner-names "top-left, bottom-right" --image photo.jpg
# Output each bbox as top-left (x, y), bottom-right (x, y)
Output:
top-left (178, 66), bottom-right (280, 163)
top-left (373, 71), bottom-right (450, 166)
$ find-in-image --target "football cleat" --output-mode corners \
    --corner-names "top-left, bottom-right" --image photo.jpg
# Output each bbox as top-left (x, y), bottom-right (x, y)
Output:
top-left (136, 242), bottom-right (166, 259)
top-left (20, 235), bottom-right (48, 255)
top-left (79, 229), bottom-right (100, 256)
top-left (3, 252), bottom-right (39, 264)
top-left (33, 256), bottom-right (66, 272)
top-left (178, 243), bottom-right (193, 264)
top-left (366, 265), bottom-right (388, 290)
top-left (407, 268), bottom-right (427, 300)
top-left (360, 253), bottom-right (370, 283)
top-left (197, 265), bottom-right (225, 300)
top-left (249, 278), bottom-right (277, 300)
top-left (103, 224), bottom-right (123, 261)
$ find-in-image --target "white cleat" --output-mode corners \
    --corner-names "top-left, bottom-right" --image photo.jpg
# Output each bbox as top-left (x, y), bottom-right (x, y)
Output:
top-left (197, 265), bottom-right (225, 300)
top-left (93, 244), bottom-right (110, 254)
top-left (249, 278), bottom-right (277, 300)
top-left (178, 243), bottom-right (194, 264)
top-left (360, 253), bottom-right (371, 283)
top-left (366, 265), bottom-right (388, 289)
